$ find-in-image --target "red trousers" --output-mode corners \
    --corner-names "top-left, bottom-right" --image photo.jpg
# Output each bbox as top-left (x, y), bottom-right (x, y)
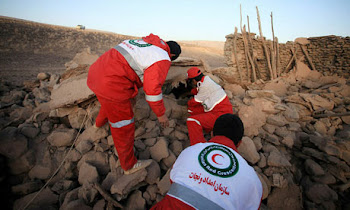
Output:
top-left (186, 97), bottom-right (233, 145)
top-left (151, 195), bottom-right (193, 210)
top-left (95, 96), bottom-right (137, 171)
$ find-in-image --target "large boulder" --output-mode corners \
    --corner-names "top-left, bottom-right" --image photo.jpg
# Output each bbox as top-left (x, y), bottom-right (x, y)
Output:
top-left (50, 73), bottom-right (95, 109)
top-left (0, 127), bottom-right (28, 159)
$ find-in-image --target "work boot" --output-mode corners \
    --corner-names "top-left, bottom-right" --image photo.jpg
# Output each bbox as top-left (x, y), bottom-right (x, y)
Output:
top-left (124, 159), bottom-right (152, 175)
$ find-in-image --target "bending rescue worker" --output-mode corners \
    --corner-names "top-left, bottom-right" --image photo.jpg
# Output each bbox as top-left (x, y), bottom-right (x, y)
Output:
top-left (87, 33), bottom-right (181, 175)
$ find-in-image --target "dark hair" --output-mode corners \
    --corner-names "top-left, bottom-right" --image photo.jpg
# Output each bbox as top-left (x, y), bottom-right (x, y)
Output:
top-left (166, 41), bottom-right (181, 61)
top-left (213, 114), bottom-right (244, 146)
top-left (192, 73), bottom-right (204, 82)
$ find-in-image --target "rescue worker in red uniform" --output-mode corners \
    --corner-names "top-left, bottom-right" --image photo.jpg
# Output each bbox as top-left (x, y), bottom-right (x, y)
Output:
top-left (186, 67), bottom-right (233, 145)
top-left (87, 34), bottom-right (181, 174)
top-left (152, 114), bottom-right (263, 209)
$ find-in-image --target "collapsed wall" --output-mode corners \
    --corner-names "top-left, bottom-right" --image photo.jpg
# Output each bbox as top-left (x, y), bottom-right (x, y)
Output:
top-left (224, 33), bottom-right (350, 82)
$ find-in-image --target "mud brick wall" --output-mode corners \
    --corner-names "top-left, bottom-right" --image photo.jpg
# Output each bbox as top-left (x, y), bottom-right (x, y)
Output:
top-left (307, 36), bottom-right (350, 78)
top-left (224, 33), bottom-right (350, 81)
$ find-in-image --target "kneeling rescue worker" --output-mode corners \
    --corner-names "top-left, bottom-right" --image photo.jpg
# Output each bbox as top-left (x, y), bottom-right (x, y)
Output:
top-left (186, 67), bottom-right (234, 145)
top-left (87, 33), bottom-right (181, 175)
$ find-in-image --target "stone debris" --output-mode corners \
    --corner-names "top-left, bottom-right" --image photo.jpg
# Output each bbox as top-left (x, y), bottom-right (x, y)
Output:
top-left (0, 51), bottom-right (349, 210)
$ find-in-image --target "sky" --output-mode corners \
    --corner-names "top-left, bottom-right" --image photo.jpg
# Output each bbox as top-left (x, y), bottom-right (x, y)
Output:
top-left (1, 0), bottom-right (350, 43)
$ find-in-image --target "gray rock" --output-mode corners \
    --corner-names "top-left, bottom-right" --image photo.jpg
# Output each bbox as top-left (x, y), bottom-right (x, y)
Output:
top-left (78, 151), bottom-right (109, 175)
top-left (267, 150), bottom-right (292, 167)
top-left (305, 183), bottom-right (338, 204)
top-left (110, 169), bottom-right (147, 198)
top-left (20, 124), bottom-right (40, 138)
top-left (145, 160), bottom-right (161, 185)
top-left (47, 128), bottom-right (77, 147)
top-left (64, 199), bottom-right (92, 210)
top-left (78, 162), bottom-right (99, 185)
top-left (263, 124), bottom-right (276, 134)
top-left (312, 173), bottom-right (337, 185)
top-left (281, 134), bottom-right (295, 148)
top-left (0, 127), bottom-right (28, 159)
top-left (143, 184), bottom-right (158, 205)
top-left (314, 120), bottom-right (328, 136)
top-left (252, 137), bottom-right (263, 151)
top-left (169, 140), bottom-right (183, 157)
top-left (41, 120), bottom-right (53, 134)
top-left (265, 133), bottom-right (281, 146)
top-left (51, 180), bottom-right (76, 194)
top-left (77, 125), bottom-right (109, 144)
top-left (101, 171), bottom-right (123, 191)
top-left (149, 137), bottom-right (170, 162)
top-left (257, 153), bottom-right (267, 168)
top-left (304, 159), bottom-right (325, 176)
top-left (76, 139), bottom-right (93, 154)
top-left (11, 180), bottom-right (43, 196)
top-left (144, 138), bottom-right (157, 147)
top-left (67, 149), bottom-right (82, 162)
top-left (162, 150), bottom-right (176, 169)
top-left (78, 183), bottom-right (98, 204)
top-left (237, 136), bottom-right (260, 164)
top-left (0, 90), bottom-right (26, 107)
top-left (134, 98), bottom-right (150, 121)
top-left (266, 115), bottom-right (287, 126)
top-left (8, 150), bottom-right (35, 175)
top-left (283, 106), bottom-right (300, 122)
top-left (13, 188), bottom-right (58, 210)
top-left (68, 108), bottom-right (88, 129)
top-left (125, 190), bottom-right (146, 210)
top-left (93, 199), bottom-right (106, 210)
top-left (274, 126), bottom-right (291, 137)
top-left (157, 169), bottom-right (171, 195)
top-left (33, 87), bottom-right (51, 102)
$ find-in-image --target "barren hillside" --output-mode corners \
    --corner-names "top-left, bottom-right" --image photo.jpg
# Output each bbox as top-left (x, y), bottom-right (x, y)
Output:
top-left (0, 16), bottom-right (226, 86)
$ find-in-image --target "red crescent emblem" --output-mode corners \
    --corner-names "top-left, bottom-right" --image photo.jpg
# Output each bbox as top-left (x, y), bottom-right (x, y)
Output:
top-left (211, 154), bottom-right (223, 165)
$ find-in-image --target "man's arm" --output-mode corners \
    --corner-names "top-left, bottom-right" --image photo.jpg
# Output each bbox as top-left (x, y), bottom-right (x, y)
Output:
top-left (143, 60), bottom-right (171, 127)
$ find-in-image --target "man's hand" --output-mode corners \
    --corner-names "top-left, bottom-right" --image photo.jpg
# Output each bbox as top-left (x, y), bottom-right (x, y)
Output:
top-left (158, 114), bottom-right (169, 128)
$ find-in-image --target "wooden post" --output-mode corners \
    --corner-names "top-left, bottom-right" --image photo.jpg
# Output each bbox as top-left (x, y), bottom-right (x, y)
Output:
top-left (270, 12), bottom-right (277, 78)
top-left (247, 15), bottom-right (262, 79)
top-left (256, 6), bottom-right (274, 80)
top-left (240, 5), bottom-right (250, 82)
top-left (243, 25), bottom-right (257, 82)
top-left (233, 27), bottom-right (243, 81)
top-left (276, 37), bottom-right (280, 76)
top-left (300, 44), bottom-right (316, 71)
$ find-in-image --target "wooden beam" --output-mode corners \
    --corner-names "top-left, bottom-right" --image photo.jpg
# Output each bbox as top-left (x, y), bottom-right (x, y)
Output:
top-left (270, 12), bottom-right (277, 78)
top-left (276, 37), bottom-right (280, 76)
top-left (256, 6), bottom-right (274, 80)
top-left (240, 5), bottom-right (250, 82)
top-left (284, 46), bottom-right (297, 73)
top-left (300, 44), bottom-right (317, 71)
top-left (313, 112), bottom-right (350, 119)
top-left (243, 25), bottom-right (256, 82)
top-left (233, 27), bottom-right (243, 81)
top-left (247, 15), bottom-right (262, 80)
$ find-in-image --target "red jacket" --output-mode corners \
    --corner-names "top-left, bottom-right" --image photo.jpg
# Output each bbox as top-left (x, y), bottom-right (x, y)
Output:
top-left (87, 34), bottom-right (171, 117)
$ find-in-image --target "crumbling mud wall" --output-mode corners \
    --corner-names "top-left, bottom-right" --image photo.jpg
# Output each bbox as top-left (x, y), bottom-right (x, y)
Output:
top-left (224, 34), bottom-right (350, 82)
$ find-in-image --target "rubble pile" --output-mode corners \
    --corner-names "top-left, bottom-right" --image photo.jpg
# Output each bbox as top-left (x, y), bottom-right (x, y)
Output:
top-left (0, 54), bottom-right (349, 209)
